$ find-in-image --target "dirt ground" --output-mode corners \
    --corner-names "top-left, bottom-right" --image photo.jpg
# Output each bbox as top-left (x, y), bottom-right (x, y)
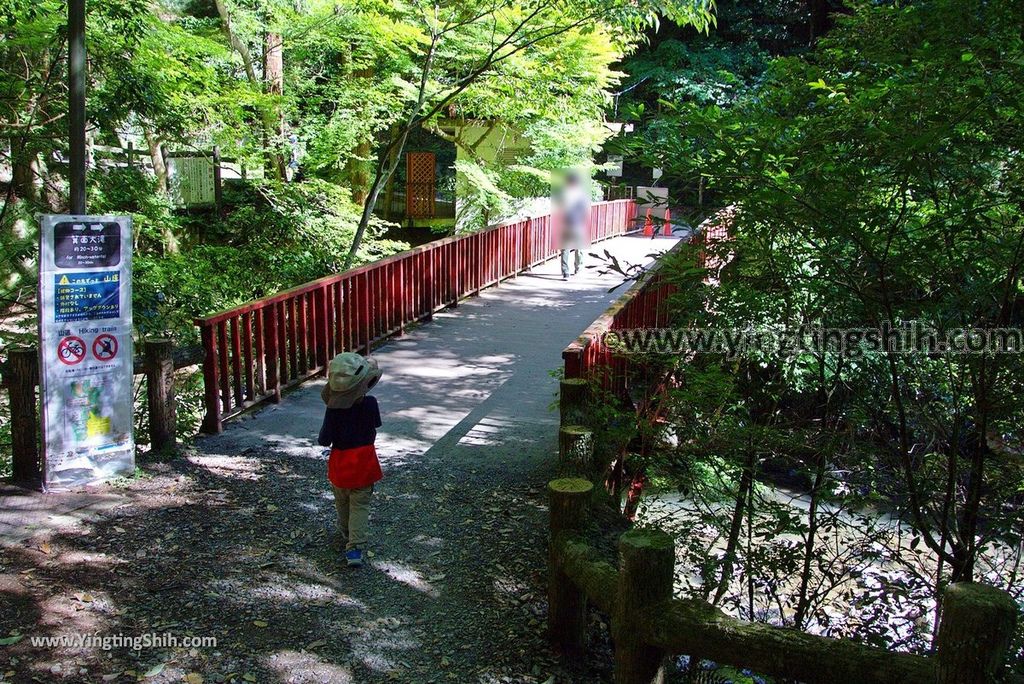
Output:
top-left (0, 444), bottom-right (615, 683)
top-left (0, 236), bottom-right (677, 683)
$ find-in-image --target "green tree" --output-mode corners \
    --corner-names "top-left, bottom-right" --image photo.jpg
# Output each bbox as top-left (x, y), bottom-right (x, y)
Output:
top-left (341, 0), bottom-right (718, 267)
top-left (619, 0), bottom-right (1024, 660)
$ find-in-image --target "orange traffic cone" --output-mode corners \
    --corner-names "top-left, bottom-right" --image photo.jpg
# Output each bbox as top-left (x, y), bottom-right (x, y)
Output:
top-left (643, 208), bottom-right (654, 236)
top-left (662, 208), bottom-right (672, 236)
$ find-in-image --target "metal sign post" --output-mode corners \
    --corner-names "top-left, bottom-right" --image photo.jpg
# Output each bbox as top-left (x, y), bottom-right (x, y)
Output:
top-left (38, 215), bottom-right (134, 489)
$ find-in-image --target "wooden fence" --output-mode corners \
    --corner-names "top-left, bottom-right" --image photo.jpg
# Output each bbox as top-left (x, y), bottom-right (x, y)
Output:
top-left (91, 143), bottom-right (244, 208)
top-left (194, 199), bottom-right (638, 433)
top-left (1, 342), bottom-right (199, 487)
top-left (552, 205), bottom-right (1019, 682)
top-left (546, 477), bottom-right (1018, 684)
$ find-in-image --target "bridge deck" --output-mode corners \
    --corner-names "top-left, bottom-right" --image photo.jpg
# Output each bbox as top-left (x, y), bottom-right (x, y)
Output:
top-left (1, 235), bottom-right (677, 683)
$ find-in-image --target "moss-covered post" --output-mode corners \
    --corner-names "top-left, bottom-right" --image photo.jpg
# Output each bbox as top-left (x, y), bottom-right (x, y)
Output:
top-left (613, 528), bottom-right (675, 684)
top-left (548, 477), bottom-right (594, 657)
top-left (935, 582), bottom-right (1018, 684)
top-left (559, 425), bottom-right (594, 477)
top-left (560, 378), bottom-right (589, 426)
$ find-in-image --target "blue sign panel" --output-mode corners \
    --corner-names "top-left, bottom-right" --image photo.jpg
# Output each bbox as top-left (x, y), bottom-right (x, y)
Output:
top-left (54, 271), bottom-right (121, 322)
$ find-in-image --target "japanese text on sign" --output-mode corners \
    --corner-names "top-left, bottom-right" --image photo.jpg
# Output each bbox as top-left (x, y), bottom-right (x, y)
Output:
top-left (54, 272), bottom-right (120, 322)
top-left (39, 215), bottom-right (134, 490)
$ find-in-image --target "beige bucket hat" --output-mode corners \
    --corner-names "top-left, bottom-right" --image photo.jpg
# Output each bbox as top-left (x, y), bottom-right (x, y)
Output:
top-left (321, 352), bottom-right (382, 409)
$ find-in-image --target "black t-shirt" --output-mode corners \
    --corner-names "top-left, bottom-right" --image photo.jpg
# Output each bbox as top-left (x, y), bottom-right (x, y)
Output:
top-left (317, 395), bottom-right (381, 450)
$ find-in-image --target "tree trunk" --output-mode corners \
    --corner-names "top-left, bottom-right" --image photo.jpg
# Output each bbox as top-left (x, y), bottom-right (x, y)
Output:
top-left (807, 0), bottom-right (832, 44)
top-left (350, 139), bottom-right (371, 205)
top-left (794, 454), bottom-right (825, 627)
top-left (146, 131), bottom-right (168, 196)
top-left (10, 140), bottom-right (39, 203)
top-left (712, 450), bottom-right (754, 606)
top-left (214, 0), bottom-right (258, 83)
top-left (347, 67), bottom-right (375, 205)
top-left (263, 31), bottom-right (287, 181)
top-left (215, 0), bottom-right (285, 181)
top-left (145, 131), bottom-right (178, 254)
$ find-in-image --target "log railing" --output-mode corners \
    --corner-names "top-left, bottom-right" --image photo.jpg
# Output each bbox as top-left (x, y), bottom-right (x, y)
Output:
top-left (552, 205), bottom-right (1019, 681)
top-left (547, 477), bottom-right (1019, 684)
top-left (194, 199), bottom-right (638, 433)
top-left (1, 341), bottom-right (197, 487)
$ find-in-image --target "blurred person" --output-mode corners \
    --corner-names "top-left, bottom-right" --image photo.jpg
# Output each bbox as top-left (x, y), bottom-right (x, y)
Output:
top-left (554, 169), bottom-right (591, 280)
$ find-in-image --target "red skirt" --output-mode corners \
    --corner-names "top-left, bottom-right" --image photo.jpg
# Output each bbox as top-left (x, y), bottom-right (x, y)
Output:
top-left (327, 445), bottom-right (383, 490)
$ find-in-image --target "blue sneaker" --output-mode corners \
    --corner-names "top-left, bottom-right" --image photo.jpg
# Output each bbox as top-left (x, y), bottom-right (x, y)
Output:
top-left (345, 549), bottom-right (364, 567)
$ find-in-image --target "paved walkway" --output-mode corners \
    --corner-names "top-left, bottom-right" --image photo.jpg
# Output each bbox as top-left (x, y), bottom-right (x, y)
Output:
top-left (206, 235), bottom-right (673, 473)
top-left (0, 235), bottom-right (676, 683)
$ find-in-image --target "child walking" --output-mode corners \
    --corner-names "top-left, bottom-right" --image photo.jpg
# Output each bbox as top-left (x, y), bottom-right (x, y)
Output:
top-left (318, 352), bottom-right (383, 567)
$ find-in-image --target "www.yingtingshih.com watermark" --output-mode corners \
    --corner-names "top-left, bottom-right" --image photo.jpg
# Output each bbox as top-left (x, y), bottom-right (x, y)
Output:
top-left (28, 632), bottom-right (217, 651)
top-left (603, 322), bottom-right (1024, 358)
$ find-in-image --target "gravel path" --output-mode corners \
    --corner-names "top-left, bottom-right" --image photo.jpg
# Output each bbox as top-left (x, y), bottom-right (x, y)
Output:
top-left (0, 236), bottom-right (676, 683)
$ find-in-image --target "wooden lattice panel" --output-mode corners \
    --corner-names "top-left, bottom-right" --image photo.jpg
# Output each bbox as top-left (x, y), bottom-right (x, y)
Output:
top-left (406, 151), bottom-right (436, 219)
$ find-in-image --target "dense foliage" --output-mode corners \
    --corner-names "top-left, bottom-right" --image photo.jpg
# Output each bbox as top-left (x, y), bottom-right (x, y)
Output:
top-left (1, 0), bottom-right (715, 456)
top-left (607, 0), bottom-right (1024, 674)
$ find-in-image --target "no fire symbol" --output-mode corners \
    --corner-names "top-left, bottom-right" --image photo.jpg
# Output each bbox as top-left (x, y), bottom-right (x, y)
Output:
top-left (92, 334), bottom-right (118, 362)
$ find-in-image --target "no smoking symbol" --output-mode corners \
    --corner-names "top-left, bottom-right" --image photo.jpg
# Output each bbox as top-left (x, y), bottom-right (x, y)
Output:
top-left (92, 334), bottom-right (118, 362)
top-left (57, 336), bottom-right (87, 365)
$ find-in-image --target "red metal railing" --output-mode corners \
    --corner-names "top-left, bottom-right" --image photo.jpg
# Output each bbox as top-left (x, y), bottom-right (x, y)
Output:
top-left (195, 199), bottom-right (638, 433)
top-left (561, 208), bottom-right (735, 398)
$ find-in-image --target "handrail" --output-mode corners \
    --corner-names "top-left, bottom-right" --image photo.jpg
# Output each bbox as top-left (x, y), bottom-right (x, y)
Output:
top-left (194, 199), bottom-right (638, 433)
top-left (546, 478), bottom-right (1018, 684)
top-left (561, 207), bottom-right (734, 395)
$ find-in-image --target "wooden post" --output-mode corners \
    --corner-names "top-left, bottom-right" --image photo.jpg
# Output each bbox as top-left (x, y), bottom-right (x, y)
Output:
top-left (475, 233), bottom-right (483, 296)
top-left (935, 582), bottom-right (1018, 684)
top-left (427, 249), bottom-right (435, 321)
top-left (559, 425), bottom-right (594, 477)
top-left (315, 287), bottom-right (330, 369)
top-left (212, 145), bottom-right (223, 212)
top-left (126, 141), bottom-right (134, 169)
top-left (7, 348), bottom-right (41, 486)
top-left (548, 478), bottom-right (594, 656)
top-left (263, 306), bottom-right (282, 403)
top-left (496, 229), bottom-right (502, 287)
top-left (144, 339), bottom-right (176, 453)
top-left (398, 260), bottom-right (405, 336)
top-left (560, 378), bottom-right (589, 426)
top-left (198, 323), bottom-right (223, 434)
top-left (613, 528), bottom-right (675, 684)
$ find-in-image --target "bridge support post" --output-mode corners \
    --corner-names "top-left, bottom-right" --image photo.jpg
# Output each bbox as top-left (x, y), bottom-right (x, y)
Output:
top-left (548, 478), bottom-right (593, 657)
top-left (613, 528), bottom-right (674, 684)
top-left (145, 339), bottom-right (176, 453)
top-left (935, 582), bottom-right (1018, 684)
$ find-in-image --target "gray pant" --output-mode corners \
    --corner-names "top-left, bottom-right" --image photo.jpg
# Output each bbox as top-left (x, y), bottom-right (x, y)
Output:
top-left (332, 483), bottom-right (373, 550)
top-left (560, 248), bottom-right (582, 277)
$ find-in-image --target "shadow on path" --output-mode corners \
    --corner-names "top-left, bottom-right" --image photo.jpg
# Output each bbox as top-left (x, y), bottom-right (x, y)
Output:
top-left (0, 236), bottom-right (677, 683)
